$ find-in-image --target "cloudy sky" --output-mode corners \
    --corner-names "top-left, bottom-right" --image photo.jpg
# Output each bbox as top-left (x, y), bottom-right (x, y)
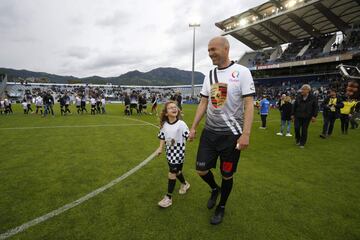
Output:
top-left (0, 0), bottom-right (265, 77)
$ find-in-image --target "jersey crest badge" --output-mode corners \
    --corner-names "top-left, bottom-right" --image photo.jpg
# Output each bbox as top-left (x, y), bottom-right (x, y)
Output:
top-left (211, 83), bottom-right (228, 108)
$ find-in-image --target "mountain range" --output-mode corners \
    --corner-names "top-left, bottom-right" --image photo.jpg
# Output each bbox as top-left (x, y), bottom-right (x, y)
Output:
top-left (0, 67), bottom-right (205, 86)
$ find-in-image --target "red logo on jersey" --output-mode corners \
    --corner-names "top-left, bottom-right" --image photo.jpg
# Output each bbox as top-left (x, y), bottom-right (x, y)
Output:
top-left (210, 83), bottom-right (227, 108)
top-left (222, 161), bottom-right (233, 172)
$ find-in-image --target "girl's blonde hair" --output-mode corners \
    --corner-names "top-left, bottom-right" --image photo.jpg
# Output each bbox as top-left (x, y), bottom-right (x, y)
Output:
top-left (159, 101), bottom-right (182, 128)
top-left (285, 96), bottom-right (291, 102)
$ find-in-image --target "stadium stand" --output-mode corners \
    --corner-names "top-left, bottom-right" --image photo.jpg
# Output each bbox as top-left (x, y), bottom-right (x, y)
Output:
top-left (216, 0), bottom-right (360, 102)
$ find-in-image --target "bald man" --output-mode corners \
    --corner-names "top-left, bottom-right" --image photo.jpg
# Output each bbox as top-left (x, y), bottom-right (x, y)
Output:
top-left (189, 36), bottom-right (255, 225)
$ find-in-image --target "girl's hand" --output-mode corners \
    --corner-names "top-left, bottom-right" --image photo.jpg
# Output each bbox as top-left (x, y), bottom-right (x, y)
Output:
top-left (155, 147), bottom-right (163, 156)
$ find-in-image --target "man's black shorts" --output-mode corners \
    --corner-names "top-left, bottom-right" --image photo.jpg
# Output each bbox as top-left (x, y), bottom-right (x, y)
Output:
top-left (196, 128), bottom-right (241, 178)
top-left (168, 163), bottom-right (183, 174)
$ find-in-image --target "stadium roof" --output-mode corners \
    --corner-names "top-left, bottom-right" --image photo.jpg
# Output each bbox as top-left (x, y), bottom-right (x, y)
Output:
top-left (215, 0), bottom-right (360, 50)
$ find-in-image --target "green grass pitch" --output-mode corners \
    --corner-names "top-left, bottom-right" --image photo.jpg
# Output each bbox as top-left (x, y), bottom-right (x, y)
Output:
top-left (0, 103), bottom-right (359, 240)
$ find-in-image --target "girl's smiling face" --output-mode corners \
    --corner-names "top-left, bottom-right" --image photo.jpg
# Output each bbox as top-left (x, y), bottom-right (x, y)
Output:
top-left (166, 103), bottom-right (179, 119)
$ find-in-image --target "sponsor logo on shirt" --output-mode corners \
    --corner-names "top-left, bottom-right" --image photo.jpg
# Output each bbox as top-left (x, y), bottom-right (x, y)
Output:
top-left (232, 71), bottom-right (239, 78)
top-left (230, 71), bottom-right (240, 82)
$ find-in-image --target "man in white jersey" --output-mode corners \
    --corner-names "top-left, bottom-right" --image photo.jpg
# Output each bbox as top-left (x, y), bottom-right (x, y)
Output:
top-left (75, 95), bottom-right (81, 114)
top-left (90, 96), bottom-right (96, 115)
top-left (189, 36), bottom-right (255, 225)
top-left (101, 96), bottom-right (106, 114)
top-left (35, 94), bottom-right (44, 115)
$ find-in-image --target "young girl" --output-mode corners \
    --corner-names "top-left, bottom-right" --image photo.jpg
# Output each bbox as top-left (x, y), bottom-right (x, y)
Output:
top-left (276, 96), bottom-right (293, 136)
top-left (156, 101), bottom-right (190, 208)
top-left (90, 96), bottom-right (96, 115)
top-left (21, 99), bottom-right (28, 114)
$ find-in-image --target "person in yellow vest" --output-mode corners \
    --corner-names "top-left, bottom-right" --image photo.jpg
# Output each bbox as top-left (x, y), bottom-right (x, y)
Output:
top-left (320, 89), bottom-right (342, 138)
top-left (339, 98), bottom-right (357, 134)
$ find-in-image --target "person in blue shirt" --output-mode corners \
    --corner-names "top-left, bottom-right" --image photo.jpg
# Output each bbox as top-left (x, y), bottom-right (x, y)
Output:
top-left (259, 95), bottom-right (270, 129)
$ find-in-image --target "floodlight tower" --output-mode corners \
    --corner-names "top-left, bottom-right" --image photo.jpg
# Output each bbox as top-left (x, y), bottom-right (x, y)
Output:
top-left (189, 22), bottom-right (200, 98)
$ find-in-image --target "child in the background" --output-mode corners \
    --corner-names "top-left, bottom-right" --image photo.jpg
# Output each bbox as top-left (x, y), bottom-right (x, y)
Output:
top-left (75, 95), bottom-right (81, 114)
top-left (259, 95), bottom-right (270, 129)
top-left (21, 99), bottom-right (28, 114)
top-left (277, 96), bottom-right (293, 137)
top-left (156, 101), bottom-right (190, 208)
top-left (90, 96), bottom-right (96, 115)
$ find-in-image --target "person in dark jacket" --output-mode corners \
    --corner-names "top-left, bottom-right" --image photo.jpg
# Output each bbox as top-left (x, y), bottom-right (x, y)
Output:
top-left (320, 89), bottom-right (342, 138)
top-left (45, 91), bottom-right (55, 116)
top-left (124, 92), bottom-right (131, 116)
top-left (64, 93), bottom-right (71, 115)
top-left (174, 91), bottom-right (183, 111)
top-left (276, 96), bottom-right (293, 136)
top-left (59, 95), bottom-right (66, 116)
top-left (141, 93), bottom-right (148, 114)
top-left (350, 102), bottom-right (359, 129)
top-left (138, 94), bottom-right (144, 114)
top-left (291, 84), bottom-right (318, 148)
top-left (81, 94), bottom-right (87, 114)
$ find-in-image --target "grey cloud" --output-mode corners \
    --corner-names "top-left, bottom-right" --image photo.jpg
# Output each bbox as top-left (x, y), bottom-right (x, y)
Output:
top-left (67, 46), bottom-right (92, 59)
top-left (0, 1), bottom-right (23, 29)
top-left (69, 16), bottom-right (84, 26)
top-left (85, 53), bottom-right (141, 70)
top-left (9, 35), bottom-right (37, 43)
top-left (95, 10), bottom-right (130, 27)
top-left (0, 0), bottom-right (264, 78)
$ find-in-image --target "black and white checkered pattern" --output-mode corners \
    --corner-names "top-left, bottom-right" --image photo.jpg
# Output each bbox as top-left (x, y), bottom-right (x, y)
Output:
top-left (166, 142), bottom-right (186, 164)
top-left (182, 130), bottom-right (189, 140)
top-left (158, 131), bottom-right (165, 140)
top-left (157, 120), bottom-right (189, 164)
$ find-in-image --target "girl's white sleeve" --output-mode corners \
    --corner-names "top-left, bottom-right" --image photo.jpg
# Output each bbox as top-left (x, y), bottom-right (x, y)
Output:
top-left (157, 128), bottom-right (165, 140)
top-left (181, 121), bottom-right (190, 140)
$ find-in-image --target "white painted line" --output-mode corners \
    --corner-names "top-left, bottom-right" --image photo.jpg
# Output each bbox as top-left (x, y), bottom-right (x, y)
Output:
top-left (0, 123), bottom-right (151, 130)
top-left (121, 117), bottom-right (159, 128)
top-left (0, 118), bottom-right (159, 239)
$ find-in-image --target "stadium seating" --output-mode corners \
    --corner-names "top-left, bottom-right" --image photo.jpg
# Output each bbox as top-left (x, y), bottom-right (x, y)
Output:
top-left (240, 30), bottom-right (360, 68)
top-left (277, 40), bottom-right (310, 63)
